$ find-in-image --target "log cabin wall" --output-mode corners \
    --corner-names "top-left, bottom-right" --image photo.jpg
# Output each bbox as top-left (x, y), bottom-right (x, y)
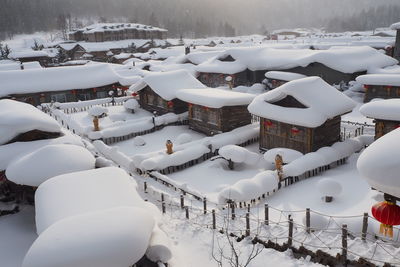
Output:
top-left (394, 29), bottom-right (400, 61)
top-left (311, 115), bottom-right (341, 150)
top-left (220, 105), bottom-right (252, 132)
top-left (138, 86), bottom-right (188, 115)
top-left (197, 70), bottom-right (249, 88)
top-left (364, 85), bottom-right (400, 102)
top-left (374, 119), bottom-right (400, 139)
top-left (6, 130), bottom-right (62, 144)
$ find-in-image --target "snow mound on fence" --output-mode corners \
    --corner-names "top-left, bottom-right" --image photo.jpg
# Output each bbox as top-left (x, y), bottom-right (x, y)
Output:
top-left (123, 99), bottom-right (139, 111)
top-left (219, 145), bottom-right (260, 165)
top-left (0, 99), bottom-right (61, 145)
top-left (6, 144), bottom-right (95, 187)
top-left (133, 136), bottom-right (146, 146)
top-left (88, 106), bottom-right (108, 117)
top-left (317, 178), bottom-right (342, 197)
top-left (263, 148), bottom-right (303, 164)
top-left (357, 128), bottom-right (400, 198)
top-left (23, 207), bottom-right (155, 267)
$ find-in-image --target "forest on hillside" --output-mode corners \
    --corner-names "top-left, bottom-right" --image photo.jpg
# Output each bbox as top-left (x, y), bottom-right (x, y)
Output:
top-left (1, 0), bottom-right (400, 40)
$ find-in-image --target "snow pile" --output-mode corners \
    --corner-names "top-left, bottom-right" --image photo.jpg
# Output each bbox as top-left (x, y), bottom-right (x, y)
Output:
top-left (357, 128), bottom-right (400, 198)
top-left (0, 99), bottom-right (61, 145)
top-left (123, 99), bottom-right (139, 111)
top-left (5, 144), bottom-right (95, 187)
top-left (176, 89), bottom-right (255, 108)
top-left (87, 106), bottom-right (108, 117)
top-left (146, 225), bottom-right (173, 263)
top-left (92, 141), bottom-right (133, 170)
top-left (133, 136), bottom-right (146, 146)
top-left (23, 207), bottom-right (155, 267)
top-left (177, 133), bottom-right (192, 144)
top-left (359, 99), bottom-right (400, 121)
top-left (263, 148), bottom-right (303, 164)
top-left (317, 178), bottom-right (342, 198)
top-left (265, 71), bottom-right (307, 81)
top-left (88, 112), bottom-right (188, 140)
top-left (232, 83), bottom-right (266, 94)
top-left (218, 170), bottom-right (279, 203)
top-left (390, 22), bottom-right (400, 30)
top-left (356, 74), bottom-right (400, 87)
top-left (195, 55), bottom-right (247, 74)
top-left (129, 69), bottom-right (206, 101)
top-left (52, 96), bottom-right (132, 110)
top-left (218, 145), bottom-right (260, 165)
top-left (248, 77), bottom-right (356, 127)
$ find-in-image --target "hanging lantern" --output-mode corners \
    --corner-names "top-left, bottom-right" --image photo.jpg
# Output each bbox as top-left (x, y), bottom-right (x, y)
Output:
top-left (167, 101), bottom-right (174, 108)
top-left (291, 127), bottom-right (300, 136)
top-left (371, 201), bottom-right (400, 238)
top-left (264, 120), bottom-right (273, 128)
top-left (131, 92), bottom-right (138, 97)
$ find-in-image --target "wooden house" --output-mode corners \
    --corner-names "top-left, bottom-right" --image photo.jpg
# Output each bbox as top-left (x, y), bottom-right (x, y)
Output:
top-left (360, 99), bottom-right (400, 140)
top-left (9, 50), bottom-right (51, 67)
top-left (356, 74), bottom-right (400, 102)
top-left (390, 22), bottom-right (400, 61)
top-left (130, 70), bottom-right (206, 115)
top-left (176, 89), bottom-right (255, 135)
top-left (248, 77), bottom-right (356, 154)
top-left (0, 64), bottom-right (137, 106)
top-left (264, 71), bottom-right (307, 89)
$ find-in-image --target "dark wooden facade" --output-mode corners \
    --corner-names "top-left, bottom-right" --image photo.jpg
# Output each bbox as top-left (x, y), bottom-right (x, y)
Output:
top-left (6, 129), bottom-right (61, 145)
top-left (138, 86), bottom-right (188, 115)
top-left (374, 119), bottom-right (400, 140)
top-left (259, 116), bottom-right (341, 154)
top-left (69, 27), bottom-right (167, 42)
top-left (363, 85), bottom-right (400, 103)
top-left (3, 84), bottom-right (124, 106)
top-left (394, 29), bottom-right (400, 62)
top-left (188, 104), bottom-right (251, 136)
top-left (197, 70), bottom-right (250, 88)
top-left (0, 171), bottom-right (35, 204)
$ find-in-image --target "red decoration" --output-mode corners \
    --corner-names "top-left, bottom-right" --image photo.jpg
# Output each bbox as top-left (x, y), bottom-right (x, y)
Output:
top-left (291, 127), bottom-right (300, 135)
top-left (188, 103), bottom-right (193, 107)
top-left (386, 86), bottom-right (393, 89)
top-left (71, 90), bottom-right (77, 95)
top-left (364, 85), bottom-right (370, 89)
top-left (372, 201), bottom-right (400, 237)
top-left (264, 120), bottom-right (273, 128)
top-left (92, 88), bottom-right (97, 93)
top-left (167, 101), bottom-right (174, 108)
top-left (202, 106), bottom-right (209, 111)
top-left (131, 92), bottom-right (138, 97)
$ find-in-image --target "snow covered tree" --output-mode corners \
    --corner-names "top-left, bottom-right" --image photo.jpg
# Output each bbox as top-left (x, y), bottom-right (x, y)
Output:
top-left (55, 49), bottom-right (67, 63)
top-left (31, 40), bottom-right (44, 51)
top-left (0, 44), bottom-right (11, 59)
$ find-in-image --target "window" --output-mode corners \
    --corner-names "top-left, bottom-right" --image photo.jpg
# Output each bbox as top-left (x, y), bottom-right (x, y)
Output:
top-left (207, 109), bottom-right (219, 125)
top-left (96, 91), bottom-right (107, 99)
top-left (192, 106), bottom-right (203, 121)
top-left (51, 93), bottom-right (67, 103)
top-left (78, 93), bottom-right (91, 101)
top-left (147, 94), bottom-right (155, 105)
top-left (156, 96), bottom-right (165, 108)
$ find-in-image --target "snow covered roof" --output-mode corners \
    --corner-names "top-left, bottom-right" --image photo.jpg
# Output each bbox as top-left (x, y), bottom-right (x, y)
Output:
top-left (130, 70), bottom-right (206, 100)
top-left (359, 99), bottom-right (400, 121)
top-left (0, 100), bottom-right (61, 145)
top-left (34, 167), bottom-right (156, 234)
top-left (390, 22), bottom-right (400, 30)
top-left (356, 74), bottom-right (400, 86)
top-left (265, 71), bottom-right (307, 81)
top-left (176, 88), bottom-right (255, 108)
top-left (72, 23), bottom-right (167, 34)
top-left (357, 128), bottom-right (400, 198)
top-left (184, 50), bottom-right (225, 65)
top-left (248, 77), bottom-right (356, 127)
top-left (23, 207), bottom-right (155, 267)
top-left (9, 50), bottom-right (49, 59)
top-left (0, 61), bottom-right (42, 71)
top-left (0, 64), bottom-right (138, 97)
top-left (227, 46), bottom-right (397, 73)
top-left (6, 144), bottom-right (95, 187)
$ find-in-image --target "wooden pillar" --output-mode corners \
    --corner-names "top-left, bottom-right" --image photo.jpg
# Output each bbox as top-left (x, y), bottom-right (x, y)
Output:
top-left (212, 209), bottom-right (216, 230)
top-left (342, 224), bottom-right (348, 266)
top-left (180, 195), bottom-right (184, 209)
top-left (203, 198), bottom-right (207, 214)
top-left (245, 213), bottom-right (250, 236)
top-left (306, 208), bottom-right (311, 234)
top-left (362, 213), bottom-right (368, 241)
top-left (288, 216), bottom-right (293, 247)
top-left (264, 204), bottom-right (269, 225)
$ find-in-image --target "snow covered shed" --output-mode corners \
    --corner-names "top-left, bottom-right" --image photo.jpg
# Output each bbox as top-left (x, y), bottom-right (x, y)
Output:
top-left (9, 50), bottom-right (51, 67)
top-left (176, 89), bottom-right (255, 135)
top-left (390, 22), bottom-right (400, 61)
top-left (248, 77), bottom-right (356, 154)
top-left (356, 74), bottom-right (400, 102)
top-left (130, 69), bottom-right (206, 115)
top-left (0, 64), bottom-right (134, 106)
top-left (360, 99), bottom-right (400, 140)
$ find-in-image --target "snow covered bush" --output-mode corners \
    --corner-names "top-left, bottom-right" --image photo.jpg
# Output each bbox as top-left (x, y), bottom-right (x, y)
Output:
top-left (123, 99), bottom-right (139, 113)
top-left (317, 178), bottom-right (342, 202)
top-left (218, 145), bottom-right (260, 169)
top-left (176, 133), bottom-right (192, 145)
top-left (88, 106), bottom-right (108, 118)
top-left (133, 136), bottom-right (146, 146)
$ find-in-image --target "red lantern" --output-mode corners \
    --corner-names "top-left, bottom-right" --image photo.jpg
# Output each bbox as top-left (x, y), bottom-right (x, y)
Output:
top-left (71, 89), bottom-right (77, 95)
top-left (364, 85), bottom-right (369, 89)
top-left (372, 201), bottom-right (400, 238)
top-left (291, 127), bottom-right (300, 136)
top-left (131, 92), bottom-right (138, 97)
top-left (264, 120), bottom-right (273, 128)
top-left (92, 88), bottom-right (97, 93)
top-left (167, 101), bottom-right (174, 108)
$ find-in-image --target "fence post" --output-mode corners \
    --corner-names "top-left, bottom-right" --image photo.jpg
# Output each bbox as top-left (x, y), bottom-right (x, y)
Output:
top-left (161, 193), bottom-right (164, 203)
top-left (203, 198), bottom-right (207, 214)
top-left (162, 201), bottom-right (166, 214)
top-left (185, 206), bottom-right (189, 219)
top-left (342, 224), bottom-right (348, 266)
top-left (212, 209), bottom-right (216, 230)
top-left (246, 212), bottom-right (250, 237)
top-left (306, 208), bottom-right (311, 234)
top-left (231, 203), bottom-right (235, 220)
top-left (180, 195), bottom-right (184, 209)
top-left (144, 182), bottom-right (147, 193)
top-left (362, 212), bottom-right (368, 241)
top-left (264, 204), bottom-right (269, 225)
top-left (288, 216), bottom-right (293, 247)
top-left (247, 204), bottom-right (250, 213)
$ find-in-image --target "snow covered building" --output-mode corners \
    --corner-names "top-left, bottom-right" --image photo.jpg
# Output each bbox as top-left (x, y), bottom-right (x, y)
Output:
top-left (176, 89), bottom-right (255, 135)
top-left (248, 77), bottom-right (356, 154)
top-left (390, 22), bottom-right (400, 61)
top-left (130, 70), bottom-right (206, 115)
top-left (69, 23), bottom-right (168, 42)
top-left (0, 64), bottom-right (138, 106)
top-left (264, 71), bottom-right (307, 89)
top-left (356, 74), bottom-right (400, 102)
top-left (360, 99), bottom-right (400, 140)
top-left (9, 50), bottom-right (52, 67)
